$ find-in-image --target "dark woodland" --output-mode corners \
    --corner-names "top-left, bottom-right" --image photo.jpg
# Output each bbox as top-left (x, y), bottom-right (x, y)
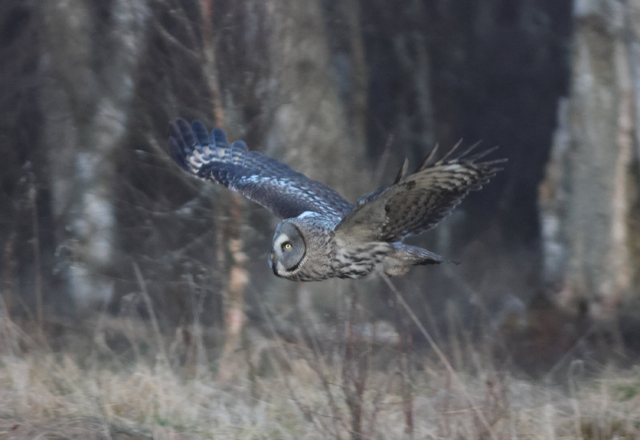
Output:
top-left (1, 0), bottom-right (640, 438)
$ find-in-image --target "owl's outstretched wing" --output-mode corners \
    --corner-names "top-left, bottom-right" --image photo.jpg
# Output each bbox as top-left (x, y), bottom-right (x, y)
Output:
top-left (335, 142), bottom-right (505, 242)
top-left (169, 119), bottom-right (354, 220)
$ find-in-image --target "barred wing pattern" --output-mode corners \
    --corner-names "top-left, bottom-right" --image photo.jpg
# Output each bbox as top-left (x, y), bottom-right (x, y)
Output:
top-left (336, 143), bottom-right (505, 242)
top-left (169, 119), bottom-right (354, 221)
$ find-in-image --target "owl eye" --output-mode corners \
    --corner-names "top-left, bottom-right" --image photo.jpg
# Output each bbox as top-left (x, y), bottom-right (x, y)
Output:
top-left (282, 242), bottom-right (293, 251)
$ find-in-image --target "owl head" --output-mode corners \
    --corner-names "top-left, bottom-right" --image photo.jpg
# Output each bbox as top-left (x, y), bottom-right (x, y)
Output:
top-left (268, 215), bottom-right (336, 281)
top-left (269, 221), bottom-right (307, 278)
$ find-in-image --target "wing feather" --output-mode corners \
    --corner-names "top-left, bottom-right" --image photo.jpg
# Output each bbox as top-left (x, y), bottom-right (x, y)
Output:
top-left (335, 143), bottom-right (505, 242)
top-left (168, 119), bottom-right (354, 220)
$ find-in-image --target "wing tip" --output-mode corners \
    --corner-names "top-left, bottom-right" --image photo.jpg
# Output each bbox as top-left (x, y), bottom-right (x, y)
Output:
top-left (168, 119), bottom-right (193, 171)
top-left (394, 158), bottom-right (409, 184)
top-left (168, 137), bottom-right (189, 171)
top-left (212, 127), bottom-right (228, 149)
top-left (168, 119), bottom-right (239, 173)
top-left (414, 140), bottom-right (507, 174)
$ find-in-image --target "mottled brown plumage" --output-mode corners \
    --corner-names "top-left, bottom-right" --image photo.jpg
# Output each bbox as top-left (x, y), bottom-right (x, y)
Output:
top-left (335, 143), bottom-right (504, 243)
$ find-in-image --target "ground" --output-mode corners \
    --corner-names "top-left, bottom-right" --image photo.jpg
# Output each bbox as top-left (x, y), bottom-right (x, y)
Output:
top-left (0, 317), bottom-right (639, 439)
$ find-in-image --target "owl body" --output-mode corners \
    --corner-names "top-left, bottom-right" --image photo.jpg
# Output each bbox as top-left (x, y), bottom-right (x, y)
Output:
top-left (332, 239), bottom-right (394, 280)
top-left (168, 119), bottom-right (505, 282)
top-left (270, 214), bottom-right (414, 281)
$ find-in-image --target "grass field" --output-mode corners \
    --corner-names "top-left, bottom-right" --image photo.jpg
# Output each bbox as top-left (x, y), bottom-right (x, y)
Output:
top-left (1, 315), bottom-right (639, 440)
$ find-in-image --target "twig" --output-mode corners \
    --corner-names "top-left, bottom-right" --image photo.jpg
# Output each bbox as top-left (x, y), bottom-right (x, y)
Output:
top-left (133, 262), bottom-right (169, 367)
top-left (543, 326), bottom-right (595, 383)
top-left (390, 283), bottom-right (414, 439)
top-left (188, 273), bottom-right (208, 380)
top-left (257, 298), bottom-right (328, 435)
top-left (2, 232), bottom-right (15, 321)
top-left (298, 304), bottom-right (349, 437)
top-left (0, 295), bottom-right (16, 356)
top-left (380, 274), bottom-right (499, 440)
top-left (568, 359), bottom-right (584, 438)
top-left (342, 288), bottom-right (367, 440)
top-left (28, 177), bottom-right (43, 337)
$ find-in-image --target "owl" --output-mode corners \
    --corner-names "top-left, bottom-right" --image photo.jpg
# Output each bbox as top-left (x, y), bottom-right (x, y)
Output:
top-left (169, 119), bottom-right (504, 281)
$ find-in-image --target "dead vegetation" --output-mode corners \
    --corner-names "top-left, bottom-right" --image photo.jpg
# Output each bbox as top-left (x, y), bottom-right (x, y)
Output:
top-left (1, 298), bottom-right (640, 440)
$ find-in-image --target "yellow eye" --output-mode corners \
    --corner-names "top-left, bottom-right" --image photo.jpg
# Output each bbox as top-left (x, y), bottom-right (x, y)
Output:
top-left (283, 242), bottom-right (293, 251)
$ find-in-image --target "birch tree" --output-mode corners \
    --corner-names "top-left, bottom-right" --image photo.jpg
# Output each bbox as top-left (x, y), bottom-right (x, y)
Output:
top-left (40, 0), bottom-right (150, 309)
top-left (540, 0), bottom-right (640, 319)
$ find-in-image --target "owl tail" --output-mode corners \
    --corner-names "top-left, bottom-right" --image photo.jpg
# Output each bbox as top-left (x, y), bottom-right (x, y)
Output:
top-left (384, 243), bottom-right (457, 277)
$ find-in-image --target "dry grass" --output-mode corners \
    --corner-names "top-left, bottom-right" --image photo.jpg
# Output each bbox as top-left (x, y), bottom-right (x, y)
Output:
top-left (0, 317), bottom-right (640, 439)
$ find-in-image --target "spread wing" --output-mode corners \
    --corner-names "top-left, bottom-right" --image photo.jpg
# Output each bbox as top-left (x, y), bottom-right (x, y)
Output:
top-left (169, 119), bottom-right (354, 220)
top-left (335, 142), bottom-right (505, 242)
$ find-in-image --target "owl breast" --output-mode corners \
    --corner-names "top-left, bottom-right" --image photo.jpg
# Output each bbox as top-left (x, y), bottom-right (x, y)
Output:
top-left (332, 241), bottom-right (395, 279)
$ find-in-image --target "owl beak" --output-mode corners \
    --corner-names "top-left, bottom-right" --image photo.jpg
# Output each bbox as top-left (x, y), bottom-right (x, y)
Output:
top-left (269, 251), bottom-right (276, 271)
top-left (269, 252), bottom-right (285, 277)
top-left (271, 258), bottom-right (282, 277)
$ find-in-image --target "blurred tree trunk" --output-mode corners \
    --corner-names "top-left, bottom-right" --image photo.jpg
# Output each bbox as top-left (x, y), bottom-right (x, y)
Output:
top-left (113, 0), bottom-right (222, 331)
top-left (540, 0), bottom-right (640, 319)
top-left (214, 193), bottom-right (249, 381)
top-left (265, 0), bottom-right (369, 198)
top-left (265, 0), bottom-right (371, 327)
top-left (40, 0), bottom-right (149, 310)
top-left (210, 0), bottom-right (371, 348)
top-left (0, 1), bottom-right (63, 318)
top-left (212, 0), bottom-right (370, 196)
top-left (359, 0), bottom-right (572, 329)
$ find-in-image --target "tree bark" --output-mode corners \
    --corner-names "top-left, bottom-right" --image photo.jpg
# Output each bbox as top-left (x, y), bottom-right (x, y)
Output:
top-left (265, 0), bottom-right (369, 199)
top-left (540, 0), bottom-right (640, 319)
top-left (0, 1), bottom-right (69, 318)
top-left (40, 0), bottom-right (149, 310)
top-left (209, 0), bottom-right (371, 339)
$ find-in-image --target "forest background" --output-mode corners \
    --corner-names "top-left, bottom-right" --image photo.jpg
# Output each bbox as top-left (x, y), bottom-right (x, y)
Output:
top-left (1, 0), bottom-right (640, 438)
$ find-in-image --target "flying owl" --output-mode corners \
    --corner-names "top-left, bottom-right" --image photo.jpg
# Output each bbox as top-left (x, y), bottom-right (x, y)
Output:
top-left (168, 119), bottom-right (504, 281)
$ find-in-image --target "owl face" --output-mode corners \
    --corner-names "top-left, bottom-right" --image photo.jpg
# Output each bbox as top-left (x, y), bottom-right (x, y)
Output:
top-left (269, 221), bottom-right (306, 277)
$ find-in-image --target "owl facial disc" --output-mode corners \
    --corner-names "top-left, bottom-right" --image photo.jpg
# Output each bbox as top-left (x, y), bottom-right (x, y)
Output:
top-left (270, 222), bottom-right (306, 276)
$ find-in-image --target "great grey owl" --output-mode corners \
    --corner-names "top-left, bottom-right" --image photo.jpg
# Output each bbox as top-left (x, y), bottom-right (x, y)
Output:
top-left (168, 119), bottom-right (504, 281)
